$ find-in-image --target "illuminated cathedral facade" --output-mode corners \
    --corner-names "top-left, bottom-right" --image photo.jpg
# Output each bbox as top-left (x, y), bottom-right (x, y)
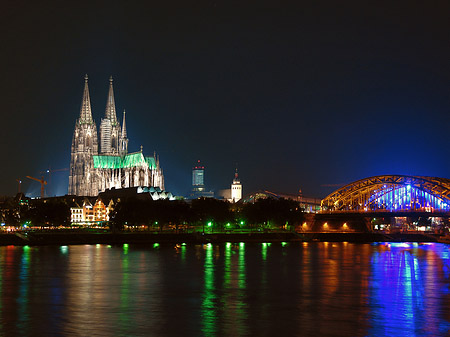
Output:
top-left (69, 75), bottom-right (164, 196)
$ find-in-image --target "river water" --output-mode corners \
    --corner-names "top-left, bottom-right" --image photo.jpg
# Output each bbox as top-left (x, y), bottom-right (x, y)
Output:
top-left (0, 242), bottom-right (449, 336)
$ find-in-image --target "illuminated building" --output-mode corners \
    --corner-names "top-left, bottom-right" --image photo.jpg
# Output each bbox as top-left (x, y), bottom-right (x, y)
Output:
top-left (231, 168), bottom-right (242, 202)
top-left (190, 160), bottom-right (214, 198)
top-left (70, 198), bottom-right (114, 225)
top-left (69, 75), bottom-right (164, 196)
top-left (192, 160), bottom-right (205, 191)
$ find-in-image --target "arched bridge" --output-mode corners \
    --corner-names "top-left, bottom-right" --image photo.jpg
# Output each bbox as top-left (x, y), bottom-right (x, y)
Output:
top-left (321, 175), bottom-right (450, 214)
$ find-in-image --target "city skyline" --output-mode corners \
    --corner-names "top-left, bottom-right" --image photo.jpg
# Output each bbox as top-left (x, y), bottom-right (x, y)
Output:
top-left (1, 1), bottom-right (449, 198)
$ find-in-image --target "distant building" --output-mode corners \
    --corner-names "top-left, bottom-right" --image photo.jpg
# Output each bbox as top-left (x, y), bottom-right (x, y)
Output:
top-left (99, 186), bottom-right (175, 201)
top-left (192, 160), bottom-right (205, 192)
top-left (231, 168), bottom-right (242, 202)
top-left (240, 190), bottom-right (321, 212)
top-left (216, 189), bottom-right (231, 200)
top-left (190, 160), bottom-right (214, 198)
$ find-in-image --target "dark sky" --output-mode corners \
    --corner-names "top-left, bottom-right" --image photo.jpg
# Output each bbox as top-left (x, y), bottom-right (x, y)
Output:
top-left (1, 0), bottom-right (449, 198)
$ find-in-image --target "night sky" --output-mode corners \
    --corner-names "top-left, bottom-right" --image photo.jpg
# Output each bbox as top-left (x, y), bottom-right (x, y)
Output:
top-left (1, 1), bottom-right (449, 198)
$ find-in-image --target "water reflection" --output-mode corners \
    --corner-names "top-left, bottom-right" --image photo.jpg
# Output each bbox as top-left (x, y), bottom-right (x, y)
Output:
top-left (201, 243), bottom-right (216, 335)
top-left (0, 243), bottom-right (448, 336)
top-left (369, 243), bottom-right (450, 336)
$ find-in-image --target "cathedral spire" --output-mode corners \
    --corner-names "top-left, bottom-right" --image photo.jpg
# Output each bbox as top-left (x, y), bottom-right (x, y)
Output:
top-left (105, 76), bottom-right (118, 125)
top-left (119, 110), bottom-right (128, 156)
top-left (121, 110), bottom-right (127, 138)
top-left (79, 74), bottom-right (94, 124)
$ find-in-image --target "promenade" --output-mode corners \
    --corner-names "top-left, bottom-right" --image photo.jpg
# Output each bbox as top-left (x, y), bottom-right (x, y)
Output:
top-left (0, 231), bottom-right (439, 246)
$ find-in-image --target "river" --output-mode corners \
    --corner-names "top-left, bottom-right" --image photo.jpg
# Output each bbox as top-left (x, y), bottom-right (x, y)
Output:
top-left (0, 242), bottom-right (449, 336)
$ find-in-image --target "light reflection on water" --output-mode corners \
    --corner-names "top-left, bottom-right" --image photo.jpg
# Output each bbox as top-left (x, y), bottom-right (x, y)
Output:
top-left (0, 242), bottom-right (448, 336)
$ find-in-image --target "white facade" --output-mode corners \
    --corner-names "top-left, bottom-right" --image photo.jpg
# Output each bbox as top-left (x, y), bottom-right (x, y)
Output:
top-left (230, 169), bottom-right (242, 203)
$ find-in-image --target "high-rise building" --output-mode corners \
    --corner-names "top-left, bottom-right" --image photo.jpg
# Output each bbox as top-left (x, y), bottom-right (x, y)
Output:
top-left (192, 160), bottom-right (205, 192)
top-left (231, 168), bottom-right (242, 202)
top-left (190, 160), bottom-right (214, 198)
top-left (69, 75), bottom-right (164, 196)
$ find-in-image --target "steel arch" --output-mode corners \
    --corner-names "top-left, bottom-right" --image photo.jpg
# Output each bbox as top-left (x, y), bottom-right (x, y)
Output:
top-left (321, 175), bottom-right (450, 211)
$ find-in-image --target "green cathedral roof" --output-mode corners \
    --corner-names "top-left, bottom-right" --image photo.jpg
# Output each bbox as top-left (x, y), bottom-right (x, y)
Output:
top-left (93, 152), bottom-right (156, 169)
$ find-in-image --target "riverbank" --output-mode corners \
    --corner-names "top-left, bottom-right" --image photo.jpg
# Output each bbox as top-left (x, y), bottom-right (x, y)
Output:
top-left (0, 231), bottom-right (441, 246)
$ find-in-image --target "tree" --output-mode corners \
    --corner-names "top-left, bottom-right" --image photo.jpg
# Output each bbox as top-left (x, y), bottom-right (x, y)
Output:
top-left (242, 198), bottom-right (304, 230)
top-left (23, 200), bottom-right (70, 227)
top-left (191, 198), bottom-right (233, 231)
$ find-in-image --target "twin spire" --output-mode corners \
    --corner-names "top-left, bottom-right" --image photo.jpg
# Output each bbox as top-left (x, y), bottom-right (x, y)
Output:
top-left (80, 75), bottom-right (128, 155)
top-left (79, 74), bottom-right (126, 127)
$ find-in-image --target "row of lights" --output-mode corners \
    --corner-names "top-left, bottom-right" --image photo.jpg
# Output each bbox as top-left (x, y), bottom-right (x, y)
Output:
top-left (302, 222), bottom-right (349, 230)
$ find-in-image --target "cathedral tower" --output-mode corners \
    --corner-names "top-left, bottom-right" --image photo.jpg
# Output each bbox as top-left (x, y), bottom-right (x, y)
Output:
top-left (99, 76), bottom-right (121, 154)
top-left (68, 75), bottom-right (99, 196)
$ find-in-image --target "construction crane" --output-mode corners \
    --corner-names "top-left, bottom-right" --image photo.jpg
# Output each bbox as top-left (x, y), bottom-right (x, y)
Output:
top-left (26, 176), bottom-right (47, 198)
top-left (40, 167), bottom-right (69, 196)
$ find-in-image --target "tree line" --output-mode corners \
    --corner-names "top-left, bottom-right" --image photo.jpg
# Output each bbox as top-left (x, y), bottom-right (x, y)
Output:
top-left (0, 197), bottom-right (70, 228)
top-left (1, 195), bottom-right (305, 232)
top-left (111, 197), bottom-right (305, 232)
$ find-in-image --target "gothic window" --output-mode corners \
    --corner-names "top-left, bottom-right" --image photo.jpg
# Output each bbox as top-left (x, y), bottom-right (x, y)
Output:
top-left (140, 171), bottom-right (145, 186)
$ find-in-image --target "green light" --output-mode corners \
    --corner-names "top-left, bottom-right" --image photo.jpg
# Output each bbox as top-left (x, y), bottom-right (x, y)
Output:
top-left (96, 244), bottom-right (101, 248)
top-left (123, 244), bottom-right (129, 254)
top-left (201, 241), bottom-right (216, 335)
top-left (226, 242), bottom-right (231, 248)
top-left (262, 242), bottom-right (267, 260)
top-left (240, 221), bottom-right (244, 225)
top-left (60, 246), bottom-right (68, 254)
top-left (207, 222), bottom-right (212, 227)
top-left (93, 152), bottom-right (157, 169)
top-left (155, 221), bottom-right (158, 225)
top-left (181, 244), bottom-right (186, 261)
top-left (281, 242), bottom-right (288, 247)
top-left (226, 223), bottom-right (231, 227)
top-left (153, 243), bottom-right (160, 248)
top-left (181, 243), bottom-right (186, 246)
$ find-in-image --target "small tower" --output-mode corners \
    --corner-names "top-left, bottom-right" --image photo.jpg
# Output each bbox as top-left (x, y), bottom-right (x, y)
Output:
top-left (119, 110), bottom-right (129, 156)
top-left (231, 168), bottom-right (242, 202)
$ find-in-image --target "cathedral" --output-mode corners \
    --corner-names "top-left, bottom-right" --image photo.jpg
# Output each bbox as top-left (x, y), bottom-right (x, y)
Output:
top-left (69, 75), bottom-right (164, 196)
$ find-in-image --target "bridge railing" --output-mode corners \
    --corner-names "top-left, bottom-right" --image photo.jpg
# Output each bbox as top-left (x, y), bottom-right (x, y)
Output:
top-left (319, 208), bottom-right (449, 215)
